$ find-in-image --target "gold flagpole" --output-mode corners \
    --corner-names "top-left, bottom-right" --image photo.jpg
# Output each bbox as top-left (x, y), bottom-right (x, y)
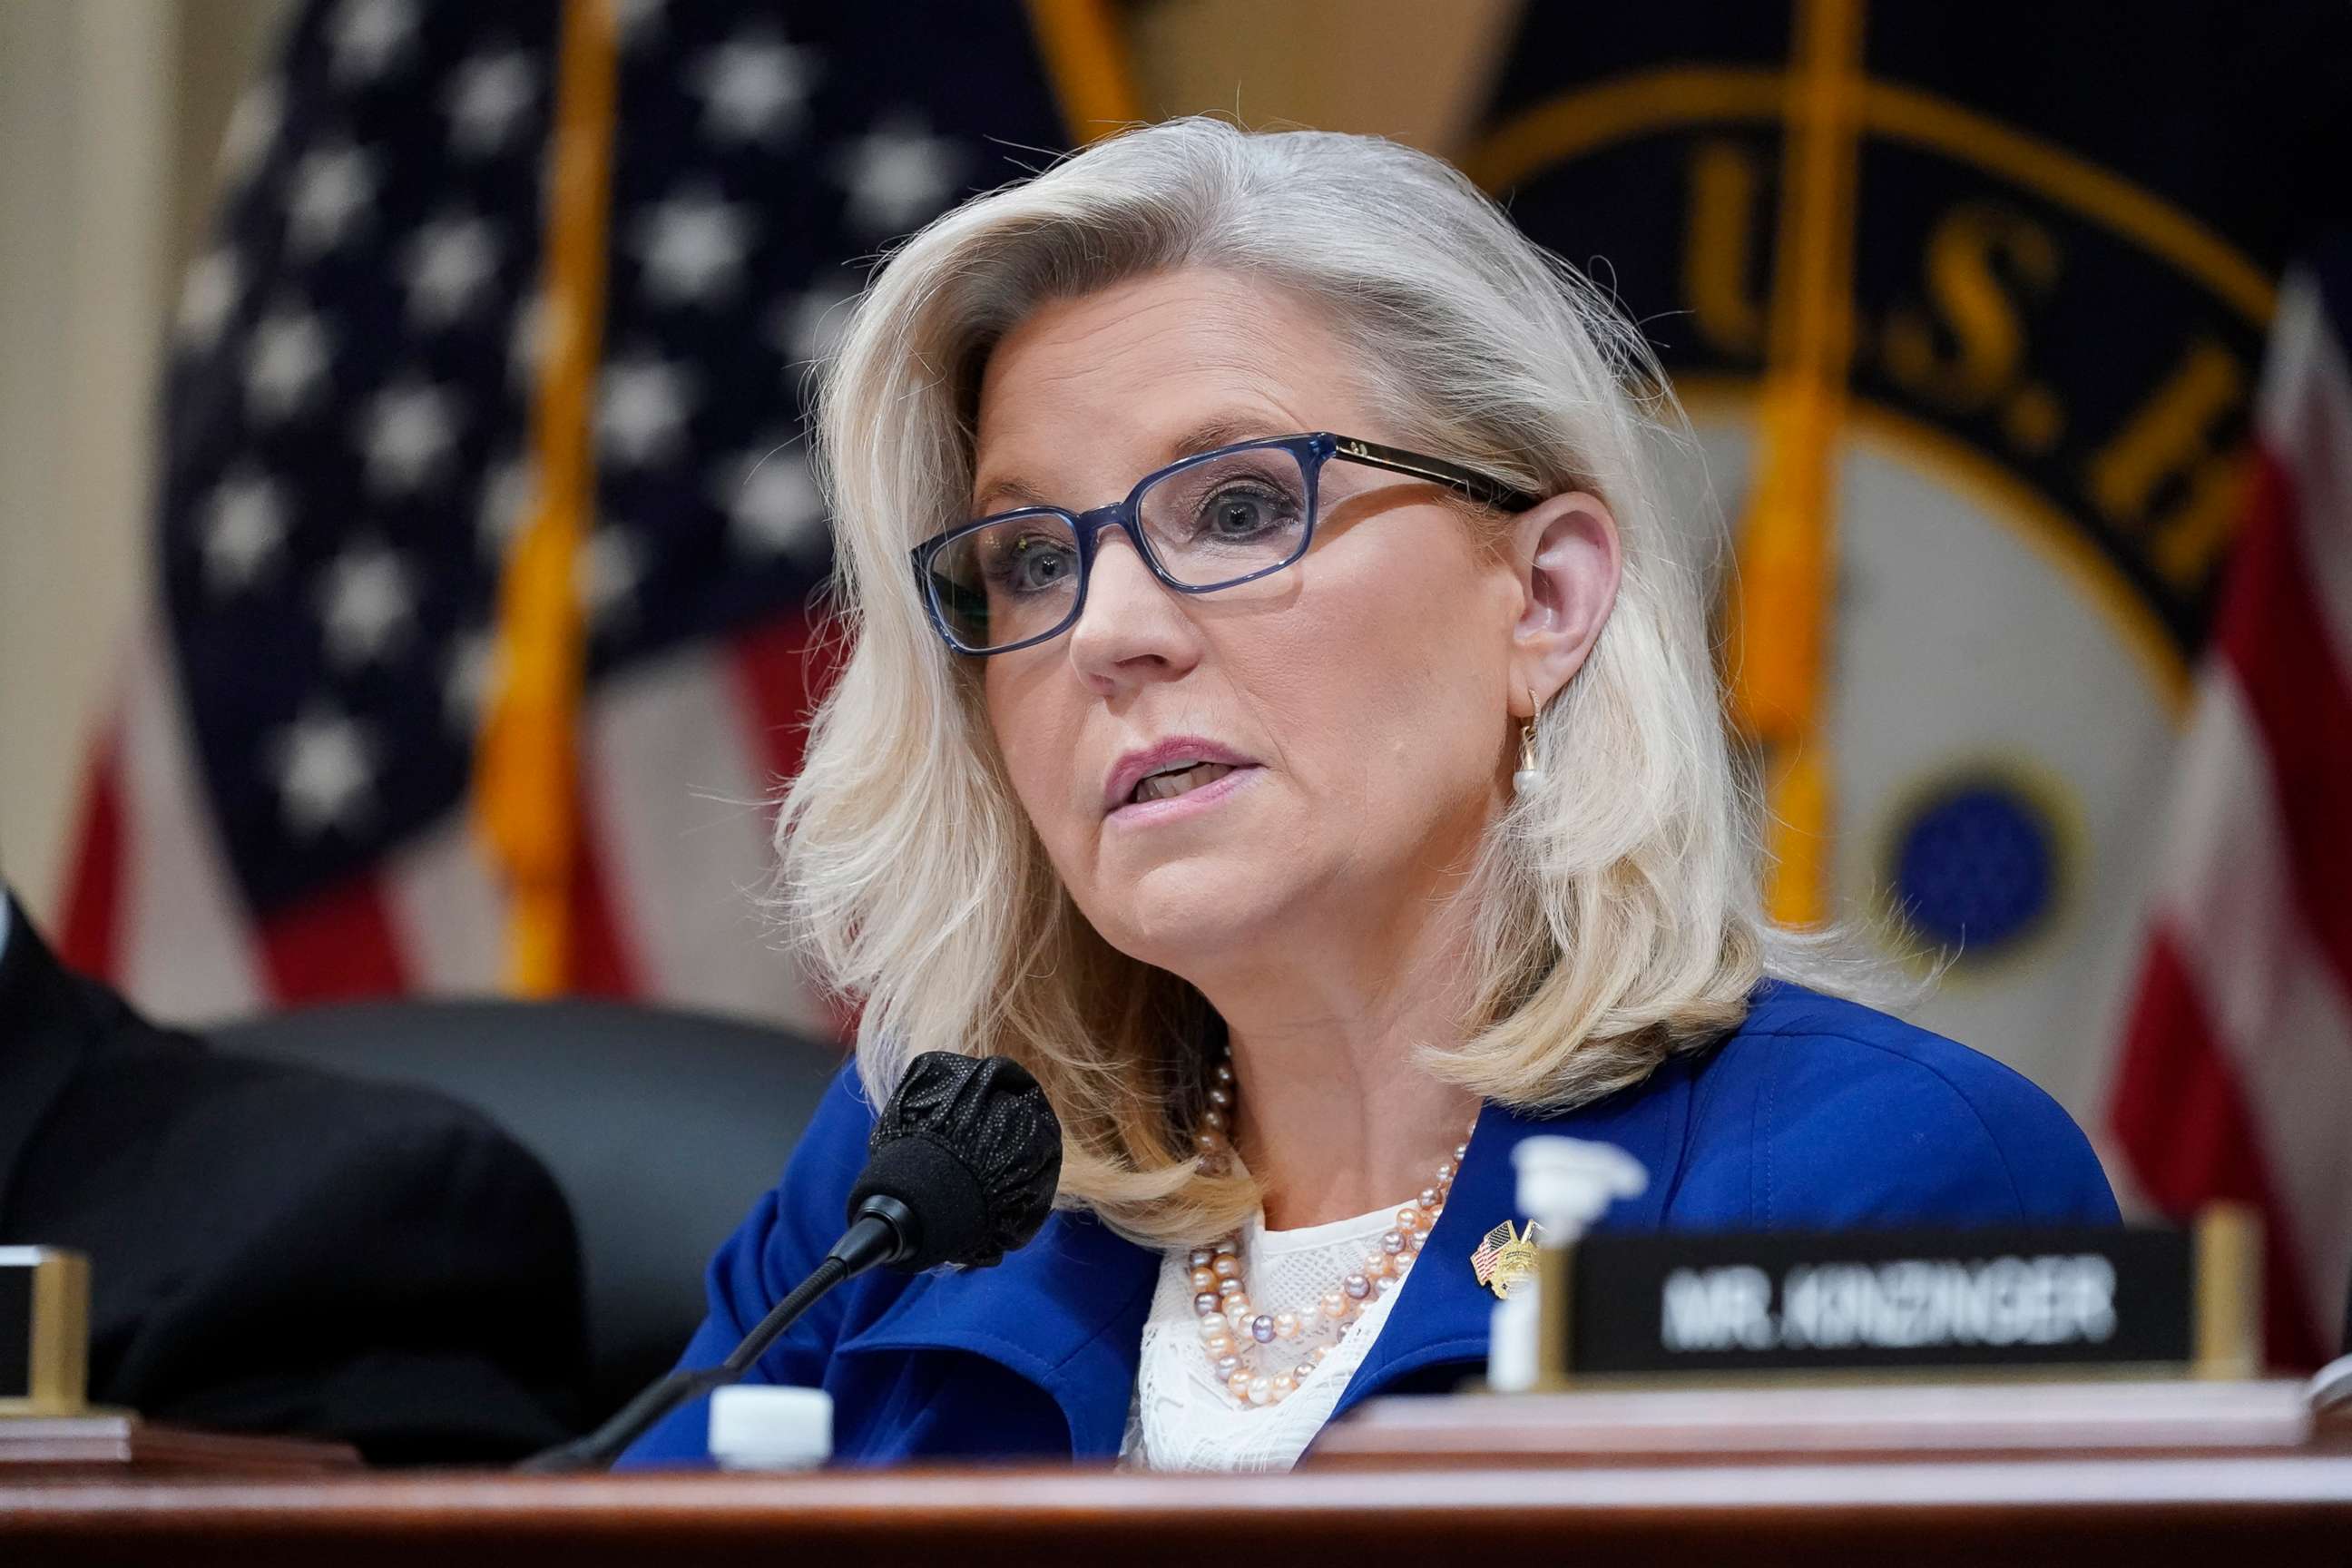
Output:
top-left (472, 0), bottom-right (619, 995)
top-left (1024, 0), bottom-right (1146, 140)
top-left (1725, 0), bottom-right (1867, 926)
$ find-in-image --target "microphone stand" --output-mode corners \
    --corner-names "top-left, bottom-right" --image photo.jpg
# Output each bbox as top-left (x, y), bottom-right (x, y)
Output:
top-left (518, 1201), bottom-right (911, 1473)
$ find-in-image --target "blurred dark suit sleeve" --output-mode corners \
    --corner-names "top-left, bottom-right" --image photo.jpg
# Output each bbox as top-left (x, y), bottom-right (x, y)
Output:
top-left (0, 895), bottom-right (588, 1464)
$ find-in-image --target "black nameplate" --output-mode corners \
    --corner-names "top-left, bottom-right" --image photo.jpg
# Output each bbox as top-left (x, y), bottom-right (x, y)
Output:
top-left (0, 1262), bottom-right (32, 1399)
top-left (1568, 1226), bottom-right (2200, 1378)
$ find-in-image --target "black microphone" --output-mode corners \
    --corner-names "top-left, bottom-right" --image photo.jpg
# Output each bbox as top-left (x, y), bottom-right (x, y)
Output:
top-left (520, 1052), bottom-right (1061, 1472)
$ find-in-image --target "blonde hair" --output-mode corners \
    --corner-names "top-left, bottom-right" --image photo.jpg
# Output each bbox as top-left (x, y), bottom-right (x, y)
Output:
top-left (777, 118), bottom-right (1873, 1245)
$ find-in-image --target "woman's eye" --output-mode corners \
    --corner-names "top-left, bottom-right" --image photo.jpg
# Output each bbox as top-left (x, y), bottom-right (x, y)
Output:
top-left (1196, 485), bottom-right (1291, 540)
top-left (985, 534), bottom-right (1075, 593)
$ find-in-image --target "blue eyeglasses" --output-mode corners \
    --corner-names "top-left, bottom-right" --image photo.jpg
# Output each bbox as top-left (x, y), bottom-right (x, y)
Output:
top-left (910, 432), bottom-right (1539, 655)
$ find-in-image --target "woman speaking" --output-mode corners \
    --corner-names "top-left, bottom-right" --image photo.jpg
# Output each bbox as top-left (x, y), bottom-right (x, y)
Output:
top-left (622, 119), bottom-right (2115, 1471)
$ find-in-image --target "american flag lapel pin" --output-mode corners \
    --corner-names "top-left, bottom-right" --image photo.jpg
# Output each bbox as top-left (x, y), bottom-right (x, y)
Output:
top-left (1469, 1219), bottom-right (1543, 1299)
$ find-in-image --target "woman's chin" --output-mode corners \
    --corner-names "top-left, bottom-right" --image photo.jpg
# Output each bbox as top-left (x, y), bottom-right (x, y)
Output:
top-left (1094, 863), bottom-right (1301, 974)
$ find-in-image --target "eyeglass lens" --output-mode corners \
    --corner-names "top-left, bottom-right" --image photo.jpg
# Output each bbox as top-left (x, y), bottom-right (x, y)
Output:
top-left (925, 445), bottom-right (1312, 651)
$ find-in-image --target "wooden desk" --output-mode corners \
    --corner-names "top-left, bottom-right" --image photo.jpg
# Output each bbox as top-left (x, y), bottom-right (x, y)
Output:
top-left (4, 1457), bottom-right (2350, 1568)
top-left (5, 1382), bottom-right (2348, 1566)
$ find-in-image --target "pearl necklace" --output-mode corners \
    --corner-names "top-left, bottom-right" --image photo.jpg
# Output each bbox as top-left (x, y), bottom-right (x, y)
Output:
top-left (1186, 1052), bottom-right (1475, 1407)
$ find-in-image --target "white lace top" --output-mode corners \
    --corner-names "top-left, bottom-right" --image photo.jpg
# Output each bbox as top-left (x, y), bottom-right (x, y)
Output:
top-left (1119, 1201), bottom-right (1413, 1472)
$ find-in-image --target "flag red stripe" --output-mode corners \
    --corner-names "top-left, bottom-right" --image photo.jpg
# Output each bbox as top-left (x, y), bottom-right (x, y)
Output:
top-left (727, 609), bottom-right (835, 785)
top-left (2213, 449), bottom-right (2352, 1008)
top-left (257, 873), bottom-right (411, 1004)
top-left (55, 736), bottom-right (126, 978)
top-left (727, 611), bottom-right (859, 1043)
top-left (2110, 928), bottom-right (2328, 1367)
top-left (566, 771), bottom-right (643, 998)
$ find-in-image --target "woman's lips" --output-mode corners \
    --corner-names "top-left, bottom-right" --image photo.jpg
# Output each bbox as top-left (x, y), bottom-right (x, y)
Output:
top-left (1105, 763), bottom-right (1262, 828)
top-left (1103, 738), bottom-right (1262, 809)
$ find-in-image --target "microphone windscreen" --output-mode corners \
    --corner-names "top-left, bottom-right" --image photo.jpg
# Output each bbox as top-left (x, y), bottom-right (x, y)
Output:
top-left (847, 1052), bottom-right (1062, 1270)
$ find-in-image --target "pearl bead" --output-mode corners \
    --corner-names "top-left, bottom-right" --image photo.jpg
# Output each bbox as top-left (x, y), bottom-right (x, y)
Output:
top-left (1186, 1060), bottom-right (1491, 1406)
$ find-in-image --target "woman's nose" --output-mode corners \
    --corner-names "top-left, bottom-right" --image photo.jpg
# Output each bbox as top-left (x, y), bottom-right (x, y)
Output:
top-left (1066, 527), bottom-right (1200, 691)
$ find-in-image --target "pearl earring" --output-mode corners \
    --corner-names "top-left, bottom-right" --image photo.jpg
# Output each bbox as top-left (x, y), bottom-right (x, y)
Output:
top-left (1513, 690), bottom-right (1544, 797)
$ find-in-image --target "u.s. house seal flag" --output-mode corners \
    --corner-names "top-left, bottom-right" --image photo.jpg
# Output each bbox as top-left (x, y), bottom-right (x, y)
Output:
top-left (1468, 0), bottom-right (2352, 1361)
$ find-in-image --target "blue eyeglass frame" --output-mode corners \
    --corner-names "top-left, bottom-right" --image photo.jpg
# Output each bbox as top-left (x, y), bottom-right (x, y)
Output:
top-left (909, 431), bottom-right (1542, 656)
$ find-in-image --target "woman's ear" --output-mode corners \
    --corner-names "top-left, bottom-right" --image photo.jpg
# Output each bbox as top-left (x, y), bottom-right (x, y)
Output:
top-left (1505, 492), bottom-right (1622, 716)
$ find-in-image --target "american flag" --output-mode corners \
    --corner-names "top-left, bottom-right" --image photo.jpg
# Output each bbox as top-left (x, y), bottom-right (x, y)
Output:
top-left (2108, 235), bottom-right (2352, 1367)
top-left (1468, 1220), bottom-right (1522, 1290)
top-left (56, 0), bottom-right (1112, 1024)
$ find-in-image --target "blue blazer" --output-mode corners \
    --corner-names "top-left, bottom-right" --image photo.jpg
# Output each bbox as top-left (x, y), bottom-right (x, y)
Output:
top-left (619, 982), bottom-right (2118, 1466)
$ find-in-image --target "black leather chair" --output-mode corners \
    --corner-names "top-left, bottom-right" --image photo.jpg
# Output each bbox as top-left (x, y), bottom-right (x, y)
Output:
top-left (215, 998), bottom-right (840, 1420)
